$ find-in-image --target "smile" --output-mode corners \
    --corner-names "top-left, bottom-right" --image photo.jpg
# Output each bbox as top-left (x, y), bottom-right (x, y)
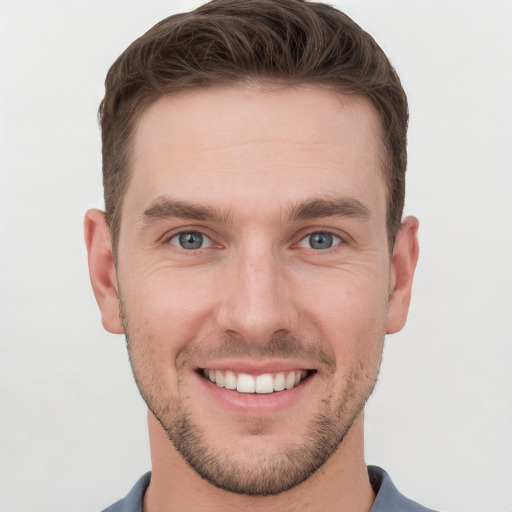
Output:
top-left (200, 368), bottom-right (312, 394)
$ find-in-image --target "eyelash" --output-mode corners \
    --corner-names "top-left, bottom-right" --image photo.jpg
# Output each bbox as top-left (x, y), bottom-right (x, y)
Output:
top-left (296, 231), bottom-right (344, 251)
top-left (164, 229), bottom-right (218, 252)
top-left (163, 228), bottom-right (347, 253)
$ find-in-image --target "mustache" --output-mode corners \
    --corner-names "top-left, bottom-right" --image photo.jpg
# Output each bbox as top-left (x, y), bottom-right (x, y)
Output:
top-left (120, 296), bottom-right (336, 372)
top-left (175, 331), bottom-right (336, 372)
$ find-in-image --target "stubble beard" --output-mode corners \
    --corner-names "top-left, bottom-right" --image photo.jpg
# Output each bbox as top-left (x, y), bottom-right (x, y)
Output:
top-left (121, 303), bottom-right (383, 496)
top-left (156, 381), bottom-right (374, 496)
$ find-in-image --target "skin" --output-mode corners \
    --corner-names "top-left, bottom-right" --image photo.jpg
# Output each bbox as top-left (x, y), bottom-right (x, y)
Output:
top-left (85, 85), bottom-right (419, 512)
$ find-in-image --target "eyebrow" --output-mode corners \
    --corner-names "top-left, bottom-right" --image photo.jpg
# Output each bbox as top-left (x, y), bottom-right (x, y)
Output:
top-left (288, 197), bottom-right (371, 222)
top-left (139, 196), bottom-right (371, 225)
top-left (140, 197), bottom-right (232, 224)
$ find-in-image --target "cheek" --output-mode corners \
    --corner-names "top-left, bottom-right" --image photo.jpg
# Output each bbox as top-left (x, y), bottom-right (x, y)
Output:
top-left (120, 277), bottom-right (206, 395)
top-left (298, 268), bottom-right (388, 355)
top-left (121, 268), bottom-right (219, 352)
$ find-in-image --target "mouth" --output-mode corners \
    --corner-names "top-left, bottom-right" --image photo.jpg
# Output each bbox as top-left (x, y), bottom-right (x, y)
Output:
top-left (198, 368), bottom-right (315, 394)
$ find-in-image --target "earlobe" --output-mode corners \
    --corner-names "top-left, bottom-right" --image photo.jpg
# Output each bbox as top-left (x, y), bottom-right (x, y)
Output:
top-left (84, 209), bottom-right (124, 334)
top-left (386, 216), bottom-right (420, 334)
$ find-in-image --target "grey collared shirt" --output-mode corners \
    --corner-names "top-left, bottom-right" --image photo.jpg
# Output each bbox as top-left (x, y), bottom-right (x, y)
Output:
top-left (102, 466), bottom-right (438, 512)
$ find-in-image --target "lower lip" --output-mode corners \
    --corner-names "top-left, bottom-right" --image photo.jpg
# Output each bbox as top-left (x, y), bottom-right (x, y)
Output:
top-left (193, 371), bottom-right (316, 415)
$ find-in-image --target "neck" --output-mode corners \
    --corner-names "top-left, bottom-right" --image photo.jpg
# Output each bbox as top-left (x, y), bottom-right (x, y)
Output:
top-left (144, 411), bottom-right (375, 512)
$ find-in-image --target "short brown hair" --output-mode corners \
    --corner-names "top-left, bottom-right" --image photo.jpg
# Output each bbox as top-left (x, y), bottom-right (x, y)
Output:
top-left (99, 0), bottom-right (408, 252)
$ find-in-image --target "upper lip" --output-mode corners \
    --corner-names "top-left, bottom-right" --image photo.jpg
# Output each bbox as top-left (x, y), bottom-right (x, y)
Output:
top-left (196, 359), bottom-right (316, 374)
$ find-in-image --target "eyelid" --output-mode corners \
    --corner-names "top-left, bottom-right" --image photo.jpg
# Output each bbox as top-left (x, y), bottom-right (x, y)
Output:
top-left (159, 225), bottom-right (349, 251)
top-left (296, 230), bottom-right (344, 249)
top-left (168, 231), bottom-right (214, 249)
top-left (160, 226), bottom-right (221, 248)
top-left (295, 225), bottom-right (349, 243)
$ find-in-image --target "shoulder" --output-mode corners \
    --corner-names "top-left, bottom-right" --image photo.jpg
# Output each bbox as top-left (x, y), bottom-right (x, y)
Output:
top-left (369, 466), bottom-right (439, 512)
top-left (102, 467), bottom-right (442, 512)
top-left (101, 472), bottom-right (151, 512)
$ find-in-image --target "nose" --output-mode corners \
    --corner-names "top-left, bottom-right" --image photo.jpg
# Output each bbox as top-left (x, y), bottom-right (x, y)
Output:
top-left (215, 245), bottom-right (299, 346)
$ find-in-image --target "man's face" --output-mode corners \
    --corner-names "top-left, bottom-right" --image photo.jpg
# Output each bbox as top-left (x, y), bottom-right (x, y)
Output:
top-left (89, 85), bottom-right (415, 495)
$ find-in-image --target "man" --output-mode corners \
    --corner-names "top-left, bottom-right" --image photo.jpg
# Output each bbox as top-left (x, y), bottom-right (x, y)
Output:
top-left (85, 0), bottom-right (430, 510)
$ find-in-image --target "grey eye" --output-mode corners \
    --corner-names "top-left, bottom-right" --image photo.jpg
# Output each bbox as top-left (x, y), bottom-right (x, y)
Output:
top-left (170, 231), bottom-right (211, 250)
top-left (309, 232), bottom-right (333, 249)
top-left (298, 232), bottom-right (341, 250)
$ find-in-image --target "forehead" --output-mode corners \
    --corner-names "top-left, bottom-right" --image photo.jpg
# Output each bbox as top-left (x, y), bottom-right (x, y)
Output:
top-left (126, 85), bottom-right (386, 220)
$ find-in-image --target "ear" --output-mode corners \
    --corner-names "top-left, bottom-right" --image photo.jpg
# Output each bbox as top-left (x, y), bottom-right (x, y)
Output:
top-left (84, 209), bottom-right (124, 334)
top-left (386, 216), bottom-right (420, 334)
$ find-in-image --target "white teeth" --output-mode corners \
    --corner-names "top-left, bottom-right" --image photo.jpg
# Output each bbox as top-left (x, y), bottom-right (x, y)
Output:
top-left (237, 373), bottom-right (255, 393)
top-left (285, 371), bottom-right (296, 390)
top-left (204, 368), bottom-right (308, 394)
top-left (255, 374), bottom-right (274, 394)
top-left (274, 372), bottom-right (285, 391)
top-left (224, 370), bottom-right (237, 390)
top-left (215, 370), bottom-right (224, 387)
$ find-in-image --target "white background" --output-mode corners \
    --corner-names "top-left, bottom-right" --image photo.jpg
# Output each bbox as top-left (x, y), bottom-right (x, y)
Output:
top-left (1, 1), bottom-right (511, 511)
